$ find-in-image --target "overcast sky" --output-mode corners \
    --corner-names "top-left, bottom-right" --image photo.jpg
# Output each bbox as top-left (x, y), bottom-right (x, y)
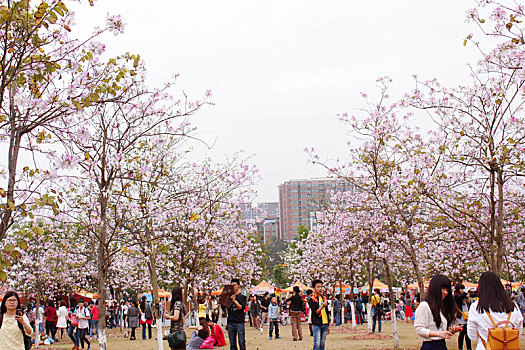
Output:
top-left (70, 0), bottom-right (479, 202)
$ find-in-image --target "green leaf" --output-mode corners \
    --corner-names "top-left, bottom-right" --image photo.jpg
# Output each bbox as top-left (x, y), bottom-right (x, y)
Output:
top-left (0, 271), bottom-right (6, 282)
top-left (18, 240), bottom-right (28, 250)
top-left (4, 244), bottom-right (14, 253)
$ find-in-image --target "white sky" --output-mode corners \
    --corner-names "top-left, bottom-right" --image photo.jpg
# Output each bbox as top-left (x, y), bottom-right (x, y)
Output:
top-left (69, 0), bottom-right (479, 202)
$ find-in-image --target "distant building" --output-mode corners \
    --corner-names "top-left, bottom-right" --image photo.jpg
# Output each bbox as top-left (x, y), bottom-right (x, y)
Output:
top-left (278, 178), bottom-right (353, 240)
top-left (257, 202), bottom-right (279, 217)
top-left (256, 215), bottom-right (280, 243)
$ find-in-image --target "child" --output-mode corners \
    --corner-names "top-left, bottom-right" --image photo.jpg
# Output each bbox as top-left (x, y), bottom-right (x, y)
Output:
top-left (198, 296), bottom-right (208, 320)
top-left (268, 296), bottom-right (281, 340)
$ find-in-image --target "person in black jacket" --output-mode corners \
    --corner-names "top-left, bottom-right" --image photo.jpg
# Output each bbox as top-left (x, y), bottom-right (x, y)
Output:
top-left (227, 278), bottom-right (247, 350)
top-left (307, 280), bottom-right (330, 350)
top-left (287, 286), bottom-right (305, 341)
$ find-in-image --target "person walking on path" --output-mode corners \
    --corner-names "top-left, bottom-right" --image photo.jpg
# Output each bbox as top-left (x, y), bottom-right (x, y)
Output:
top-left (88, 301), bottom-right (99, 340)
top-left (268, 296), bottom-right (281, 340)
top-left (0, 291), bottom-right (33, 350)
top-left (259, 292), bottom-right (270, 331)
top-left (139, 296), bottom-right (153, 340)
top-left (227, 278), bottom-right (247, 350)
top-left (414, 274), bottom-right (460, 350)
top-left (56, 300), bottom-right (68, 341)
top-left (67, 297), bottom-right (80, 350)
top-left (308, 279), bottom-right (330, 350)
top-left (249, 295), bottom-right (261, 330)
top-left (76, 300), bottom-right (91, 350)
top-left (371, 289), bottom-right (383, 333)
top-left (287, 286), bottom-right (304, 341)
top-left (467, 271), bottom-right (523, 350)
top-left (454, 283), bottom-right (472, 350)
top-left (44, 300), bottom-right (58, 341)
top-left (306, 289), bottom-right (314, 337)
top-left (355, 296), bottom-right (364, 325)
top-left (127, 301), bottom-right (139, 341)
top-left (333, 295), bottom-right (341, 327)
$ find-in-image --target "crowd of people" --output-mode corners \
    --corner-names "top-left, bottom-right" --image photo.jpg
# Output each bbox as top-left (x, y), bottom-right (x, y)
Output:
top-left (1, 272), bottom-right (525, 350)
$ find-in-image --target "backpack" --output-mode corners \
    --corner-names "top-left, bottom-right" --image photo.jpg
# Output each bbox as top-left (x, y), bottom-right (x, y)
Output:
top-left (479, 311), bottom-right (520, 350)
top-left (145, 303), bottom-right (153, 320)
top-left (356, 299), bottom-right (363, 311)
top-left (0, 312), bottom-right (33, 350)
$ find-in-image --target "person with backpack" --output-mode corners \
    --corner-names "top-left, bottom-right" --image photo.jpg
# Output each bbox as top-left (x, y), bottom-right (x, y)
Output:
top-left (0, 291), bottom-right (33, 350)
top-left (76, 300), bottom-right (91, 350)
top-left (467, 271), bottom-right (523, 350)
top-left (371, 289), bottom-right (383, 333)
top-left (414, 274), bottom-right (461, 350)
top-left (355, 296), bottom-right (364, 325)
top-left (139, 296), bottom-right (153, 340)
top-left (67, 296), bottom-right (80, 350)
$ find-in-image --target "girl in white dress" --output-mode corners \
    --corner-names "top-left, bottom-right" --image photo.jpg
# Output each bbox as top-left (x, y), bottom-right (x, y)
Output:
top-left (56, 300), bottom-right (69, 341)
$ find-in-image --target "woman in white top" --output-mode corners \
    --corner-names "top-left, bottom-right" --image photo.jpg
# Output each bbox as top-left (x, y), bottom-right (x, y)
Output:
top-left (414, 274), bottom-right (461, 350)
top-left (56, 300), bottom-right (68, 341)
top-left (467, 271), bottom-right (523, 350)
top-left (0, 291), bottom-right (33, 350)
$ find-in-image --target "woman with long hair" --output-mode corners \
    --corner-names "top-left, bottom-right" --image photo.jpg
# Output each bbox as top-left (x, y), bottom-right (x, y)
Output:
top-left (186, 318), bottom-right (211, 350)
top-left (414, 274), bottom-right (460, 350)
top-left (164, 287), bottom-right (186, 350)
top-left (0, 291), bottom-right (33, 350)
top-left (467, 271), bottom-right (523, 350)
top-left (56, 300), bottom-right (68, 341)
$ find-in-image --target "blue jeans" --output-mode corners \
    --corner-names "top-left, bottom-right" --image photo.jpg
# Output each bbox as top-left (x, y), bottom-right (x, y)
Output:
top-left (372, 307), bottom-right (382, 333)
top-left (39, 322), bottom-right (44, 334)
top-left (68, 324), bottom-right (79, 346)
top-left (334, 312), bottom-right (341, 326)
top-left (90, 320), bottom-right (99, 339)
top-left (313, 323), bottom-right (328, 350)
top-left (142, 322), bottom-right (152, 339)
top-left (227, 322), bottom-right (246, 350)
top-left (356, 309), bottom-right (364, 324)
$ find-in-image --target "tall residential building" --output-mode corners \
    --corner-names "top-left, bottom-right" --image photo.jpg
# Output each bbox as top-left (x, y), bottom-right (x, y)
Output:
top-left (278, 178), bottom-right (353, 240)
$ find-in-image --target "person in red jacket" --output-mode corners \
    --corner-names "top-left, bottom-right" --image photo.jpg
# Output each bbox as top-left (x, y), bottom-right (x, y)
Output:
top-left (206, 316), bottom-right (226, 347)
top-left (44, 300), bottom-right (58, 340)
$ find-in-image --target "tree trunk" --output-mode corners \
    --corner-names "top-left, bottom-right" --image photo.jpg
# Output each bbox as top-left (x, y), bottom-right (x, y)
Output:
top-left (97, 195), bottom-right (109, 350)
top-left (383, 257), bottom-right (399, 349)
top-left (0, 123), bottom-right (20, 240)
top-left (193, 290), bottom-right (199, 326)
top-left (495, 167), bottom-right (504, 276)
top-left (35, 287), bottom-right (41, 347)
top-left (366, 260), bottom-right (374, 333)
top-left (147, 248), bottom-right (164, 350)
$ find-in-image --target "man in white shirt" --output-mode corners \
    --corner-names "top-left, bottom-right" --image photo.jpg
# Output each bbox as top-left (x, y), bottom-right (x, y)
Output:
top-left (77, 301), bottom-right (91, 350)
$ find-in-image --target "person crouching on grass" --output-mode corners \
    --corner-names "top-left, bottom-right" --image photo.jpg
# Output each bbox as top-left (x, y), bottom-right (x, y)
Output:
top-left (414, 274), bottom-right (462, 350)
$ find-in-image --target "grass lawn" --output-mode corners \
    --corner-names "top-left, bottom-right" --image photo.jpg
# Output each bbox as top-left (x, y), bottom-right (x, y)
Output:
top-left (39, 321), bottom-right (525, 349)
